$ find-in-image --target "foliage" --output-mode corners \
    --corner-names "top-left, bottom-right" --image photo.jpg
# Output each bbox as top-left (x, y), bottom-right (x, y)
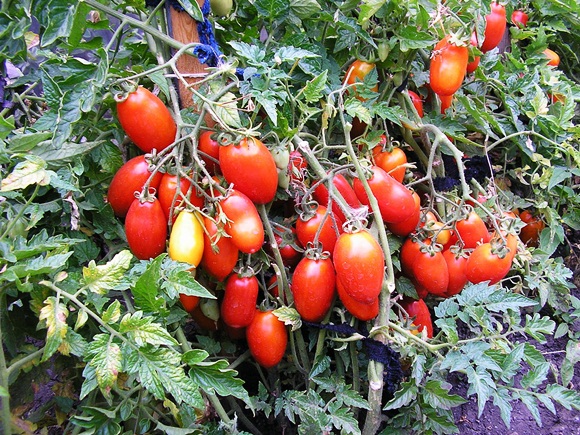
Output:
top-left (0, 0), bottom-right (579, 434)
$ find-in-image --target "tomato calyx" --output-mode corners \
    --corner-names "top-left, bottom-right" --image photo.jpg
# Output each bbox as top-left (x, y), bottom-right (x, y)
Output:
top-left (303, 245), bottom-right (330, 261)
top-left (341, 218), bottom-right (368, 235)
top-left (112, 80), bottom-right (140, 104)
top-left (488, 237), bottom-right (512, 259)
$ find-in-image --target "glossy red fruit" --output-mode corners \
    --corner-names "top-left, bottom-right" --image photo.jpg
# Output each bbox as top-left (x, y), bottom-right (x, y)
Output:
top-left (345, 60), bottom-right (378, 98)
top-left (246, 310), bottom-right (288, 368)
top-left (125, 196), bottom-right (167, 260)
top-left (179, 294), bottom-right (200, 313)
top-left (442, 249), bottom-right (468, 297)
top-left (221, 273), bottom-right (259, 328)
top-left (519, 210), bottom-right (545, 247)
top-left (455, 211), bottom-right (491, 249)
top-left (158, 173), bottom-right (203, 222)
top-left (511, 10), bottom-right (528, 28)
top-left (439, 94), bottom-right (454, 114)
top-left (312, 173), bottom-right (361, 223)
top-left (543, 48), bottom-right (560, 67)
top-left (219, 137), bottom-right (278, 204)
top-left (107, 156), bottom-right (163, 218)
top-left (201, 216), bottom-right (239, 281)
top-left (198, 131), bottom-right (221, 174)
top-left (400, 298), bottom-right (433, 338)
top-left (465, 242), bottom-right (512, 284)
top-left (400, 237), bottom-right (429, 278)
top-left (296, 205), bottom-right (342, 254)
top-left (116, 86), bottom-right (177, 153)
top-left (386, 191), bottom-right (421, 237)
top-left (466, 32), bottom-right (480, 74)
top-left (412, 249), bottom-right (449, 297)
top-left (429, 36), bottom-right (469, 96)
top-left (219, 189), bottom-right (265, 254)
top-left (336, 279), bottom-right (379, 321)
top-left (291, 255), bottom-right (336, 322)
top-left (408, 90), bottom-right (424, 118)
top-left (480, 2), bottom-right (507, 53)
top-left (372, 146), bottom-right (407, 183)
top-left (333, 230), bottom-right (385, 304)
top-left (273, 228), bottom-right (302, 268)
top-left (353, 166), bottom-right (416, 224)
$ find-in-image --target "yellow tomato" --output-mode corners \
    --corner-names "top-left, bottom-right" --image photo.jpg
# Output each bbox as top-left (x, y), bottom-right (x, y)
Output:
top-left (169, 210), bottom-right (205, 267)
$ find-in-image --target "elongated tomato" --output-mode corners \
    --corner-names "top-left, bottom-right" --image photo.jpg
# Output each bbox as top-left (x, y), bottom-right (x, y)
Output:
top-left (312, 173), bottom-right (361, 223)
top-left (465, 243), bottom-right (512, 284)
top-left (125, 197), bottom-right (167, 260)
top-left (168, 210), bottom-right (205, 267)
top-left (412, 250), bottom-right (449, 297)
top-left (336, 279), bottom-right (379, 321)
top-left (429, 36), bottom-right (468, 96)
top-left (221, 274), bottom-right (259, 328)
top-left (296, 205), bottom-right (342, 254)
top-left (246, 310), bottom-right (288, 368)
top-left (201, 216), bottom-right (239, 281)
top-left (219, 189), bottom-right (264, 254)
top-left (291, 255), bottom-right (336, 322)
top-left (333, 230), bottom-right (385, 304)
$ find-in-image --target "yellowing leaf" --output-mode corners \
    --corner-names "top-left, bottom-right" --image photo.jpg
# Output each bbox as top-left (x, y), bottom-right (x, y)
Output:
top-left (39, 296), bottom-right (69, 361)
top-left (0, 156), bottom-right (50, 192)
top-left (83, 250), bottom-right (132, 294)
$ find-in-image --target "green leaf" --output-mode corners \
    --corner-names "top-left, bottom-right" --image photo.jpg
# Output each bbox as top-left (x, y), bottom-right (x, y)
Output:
top-left (345, 99), bottom-right (372, 125)
top-left (133, 255), bottom-right (165, 312)
top-left (384, 381), bottom-right (418, 410)
top-left (162, 268), bottom-right (215, 300)
top-left (492, 388), bottom-right (512, 428)
top-left (273, 306), bottom-right (302, 331)
top-left (189, 359), bottom-right (252, 408)
top-left (330, 407), bottom-right (361, 434)
top-left (423, 380), bottom-right (467, 410)
top-left (175, 0), bottom-right (204, 21)
top-left (7, 131), bottom-right (53, 152)
top-left (412, 355), bottom-right (426, 386)
top-left (9, 231), bottom-right (83, 261)
top-left (521, 362), bottom-right (550, 389)
top-left (519, 391), bottom-right (542, 426)
top-left (301, 70), bottom-right (327, 103)
top-left (153, 423), bottom-right (197, 435)
top-left (524, 313), bottom-right (556, 342)
top-left (83, 250), bottom-right (133, 295)
top-left (27, 139), bottom-right (106, 170)
top-left (486, 291), bottom-right (537, 312)
top-left (440, 350), bottom-right (470, 373)
top-left (254, 0), bottom-right (290, 20)
top-left (545, 384), bottom-right (580, 410)
top-left (5, 252), bottom-right (74, 281)
top-left (0, 114), bottom-right (15, 140)
top-left (396, 27), bottom-right (437, 51)
top-left (290, 0), bottom-right (321, 19)
top-left (119, 312), bottom-right (178, 347)
top-left (466, 365), bottom-right (496, 417)
top-left (86, 334), bottom-right (123, 399)
top-left (358, 0), bottom-right (386, 25)
top-left (39, 296), bottom-right (69, 361)
top-left (562, 341), bottom-right (580, 387)
top-left (40, 1), bottom-right (76, 47)
top-left (212, 91), bottom-right (242, 128)
top-left (102, 300), bottom-right (122, 324)
top-left (499, 343), bottom-right (525, 383)
top-left (548, 166), bottom-right (572, 190)
top-left (309, 355), bottom-right (331, 379)
top-left (125, 346), bottom-right (204, 408)
top-left (183, 350), bottom-right (210, 365)
top-left (0, 155), bottom-right (50, 191)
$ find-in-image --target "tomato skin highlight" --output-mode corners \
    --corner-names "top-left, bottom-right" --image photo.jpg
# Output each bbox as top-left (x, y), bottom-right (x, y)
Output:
top-left (219, 137), bottom-right (278, 204)
top-left (312, 173), bottom-right (361, 223)
top-left (353, 165), bottom-right (416, 224)
top-left (412, 250), bottom-right (449, 297)
top-left (107, 156), bottom-right (163, 218)
top-left (465, 243), bottom-right (512, 284)
top-left (372, 147), bottom-right (407, 183)
top-left (429, 36), bottom-right (469, 97)
top-left (480, 2), bottom-right (507, 53)
top-left (221, 274), bottom-right (259, 328)
top-left (116, 86), bottom-right (177, 154)
top-left (400, 298), bottom-right (433, 338)
top-left (219, 190), bottom-right (265, 254)
top-left (291, 256), bottom-right (336, 322)
top-left (333, 230), bottom-right (385, 304)
top-left (246, 310), bottom-right (288, 368)
top-left (296, 205), bottom-right (341, 254)
top-left (201, 216), bottom-right (239, 281)
top-left (125, 197), bottom-right (167, 260)
top-left (198, 131), bottom-right (221, 174)
top-left (336, 279), bottom-right (379, 321)
top-left (455, 211), bottom-right (490, 249)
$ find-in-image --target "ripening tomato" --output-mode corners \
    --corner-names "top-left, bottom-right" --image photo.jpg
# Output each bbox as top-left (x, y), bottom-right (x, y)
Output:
top-left (465, 242), bottom-right (512, 284)
top-left (333, 230), bottom-right (385, 304)
top-left (246, 310), bottom-right (288, 368)
top-left (273, 228), bottom-right (302, 268)
top-left (125, 196), bottom-right (167, 260)
top-left (442, 249), bottom-right (468, 297)
top-left (291, 255), bottom-right (336, 322)
top-left (168, 210), bottom-right (205, 267)
top-left (455, 211), bottom-right (490, 248)
top-left (466, 32), bottom-right (480, 74)
top-left (116, 86), bottom-right (177, 153)
top-left (312, 173), bottom-right (361, 223)
top-left (353, 165), bottom-right (416, 224)
top-left (219, 137), bottom-right (278, 204)
top-left (491, 230), bottom-right (519, 261)
top-left (412, 249), bottom-right (449, 297)
top-left (386, 191), bottom-right (421, 237)
top-left (372, 147), bottom-right (407, 183)
top-left (408, 90), bottom-right (424, 118)
top-left (439, 93), bottom-right (454, 114)
top-left (221, 273), bottom-right (259, 328)
top-left (201, 216), bottom-right (239, 281)
top-left (296, 205), bottom-right (342, 254)
top-left (425, 220), bottom-right (453, 246)
top-left (210, 0), bottom-right (233, 16)
top-left (480, 2), bottom-right (507, 53)
top-left (429, 36), bottom-right (469, 96)
top-left (219, 189), bottom-right (265, 254)
top-left (519, 210), bottom-right (545, 247)
top-left (198, 131), bottom-right (221, 174)
top-left (400, 237), bottom-right (429, 278)
top-left (399, 298), bottom-right (433, 338)
top-left (179, 294), bottom-right (200, 313)
top-left (107, 156), bottom-right (163, 218)
top-left (543, 48), bottom-right (560, 67)
top-left (336, 279), bottom-right (379, 321)
top-left (158, 173), bottom-right (203, 222)
top-left (511, 10), bottom-right (528, 28)
top-left (345, 60), bottom-right (378, 98)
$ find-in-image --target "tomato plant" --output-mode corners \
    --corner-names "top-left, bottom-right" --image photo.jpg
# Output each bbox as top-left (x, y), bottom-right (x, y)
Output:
top-left (386, 191), bottom-right (421, 237)
top-left (179, 294), bottom-right (200, 313)
top-left (336, 279), bottom-right (379, 321)
top-left (333, 229), bottom-right (385, 304)
top-left (455, 211), bottom-right (491, 249)
top-left (125, 195), bottom-right (168, 260)
top-left (219, 137), bottom-right (278, 204)
top-left (312, 173), bottom-right (361, 223)
top-left (429, 36), bottom-right (469, 96)
top-left (116, 86), bottom-right (177, 153)
top-left (344, 60), bottom-right (378, 97)
top-left (442, 249), bottom-right (468, 297)
top-left (246, 310), bottom-right (288, 368)
top-left (107, 156), bottom-right (163, 218)
top-left (372, 145), bottom-right (407, 183)
top-left (544, 48), bottom-right (560, 67)
top-left (408, 90), bottom-right (424, 118)
top-left (511, 10), bottom-right (528, 28)
top-left (466, 32), bottom-right (480, 74)
top-left (412, 248), bottom-right (449, 297)
top-left (519, 210), bottom-right (545, 247)
top-left (158, 172), bottom-right (203, 222)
